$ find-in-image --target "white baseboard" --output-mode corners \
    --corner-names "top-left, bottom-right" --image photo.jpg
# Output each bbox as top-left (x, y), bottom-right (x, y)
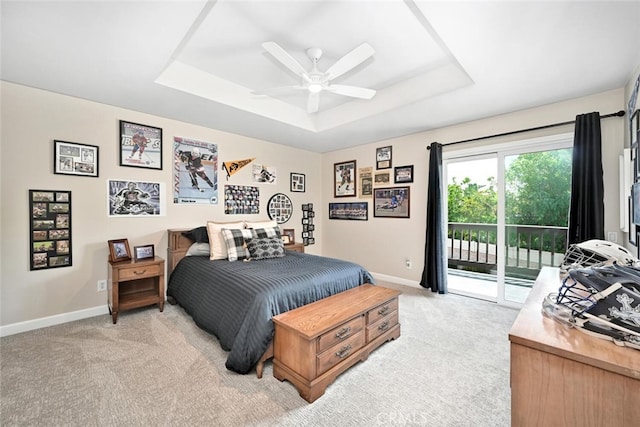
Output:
top-left (371, 272), bottom-right (421, 289)
top-left (1, 274), bottom-right (417, 337)
top-left (0, 305), bottom-right (109, 337)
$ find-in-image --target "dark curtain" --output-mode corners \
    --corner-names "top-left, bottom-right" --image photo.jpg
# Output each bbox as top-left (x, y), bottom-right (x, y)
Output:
top-left (567, 112), bottom-right (605, 244)
top-left (420, 142), bottom-right (448, 294)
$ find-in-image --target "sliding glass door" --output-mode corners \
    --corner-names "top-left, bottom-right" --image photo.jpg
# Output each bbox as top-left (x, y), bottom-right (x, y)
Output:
top-left (446, 155), bottom-right (499, 301)
top-left (445, 134), bottom-right (573, 306)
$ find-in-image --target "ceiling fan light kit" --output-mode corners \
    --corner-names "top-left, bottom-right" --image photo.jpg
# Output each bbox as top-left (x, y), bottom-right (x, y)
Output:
top-left (308, 84), bottom-right (323, 93)
top-left (259, 41), bottom-right (377, 114)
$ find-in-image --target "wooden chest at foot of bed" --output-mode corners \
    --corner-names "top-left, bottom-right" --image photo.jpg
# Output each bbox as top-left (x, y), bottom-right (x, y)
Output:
top-left (272, 284), bottom-right (400, 403)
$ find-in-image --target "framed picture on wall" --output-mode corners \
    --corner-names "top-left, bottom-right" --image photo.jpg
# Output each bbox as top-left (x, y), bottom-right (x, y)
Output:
top-left (119, 120), bottom-right (163, 170)
top-left (394, 165), bottom-right (414, 183)
top-left (290, 172), bottom-right (305, 192)
top-left (373, 186), bottom-right (410, 218)
top-left (329, 202), bottom-right (368, 221)
top-left (376, 146), bottom-right (392, 169)
top-left (54, 140), bottom-right (99, 177)
top-left (374, 171), bottom-right (390, 187)
top-left (30, 189), bottom-right (72, 270)
top-left (334, 160), bottom-right (356, 197)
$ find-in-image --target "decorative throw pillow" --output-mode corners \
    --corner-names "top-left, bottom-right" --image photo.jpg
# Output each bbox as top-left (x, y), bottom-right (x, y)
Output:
top-left (220, 228), bottom-right (254, 261)
top-left (182, 226), bottom-right (209, 243)
top-left (246, 237), bottom-right (285, 260)
top-left (206, 221), bottom-right (245, 260)
top-left (252, 226), bottom-right (281, 239)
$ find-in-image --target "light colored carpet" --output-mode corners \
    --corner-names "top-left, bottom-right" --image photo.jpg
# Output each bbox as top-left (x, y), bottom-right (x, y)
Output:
top-left (0, 283), bottom-right (519, 426)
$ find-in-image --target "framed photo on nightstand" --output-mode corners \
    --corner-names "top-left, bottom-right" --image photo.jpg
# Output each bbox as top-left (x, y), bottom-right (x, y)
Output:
top-left (108, 238), bottom-right (131, 262)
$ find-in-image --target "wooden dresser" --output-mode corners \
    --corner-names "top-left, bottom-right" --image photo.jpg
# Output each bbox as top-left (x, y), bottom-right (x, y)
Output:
top-left (509, 267), bottom-right (640, 426)
top-left (272, 284), bottom-right (400, 402)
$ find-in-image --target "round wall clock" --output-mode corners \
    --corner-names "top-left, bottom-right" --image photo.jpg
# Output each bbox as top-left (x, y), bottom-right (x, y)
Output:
top-left (267, 193), bottom-right (293, 224)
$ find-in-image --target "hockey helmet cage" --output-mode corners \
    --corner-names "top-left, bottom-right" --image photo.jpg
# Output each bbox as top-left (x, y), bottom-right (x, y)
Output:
top-left (560, 239), bottom-right (638, 276)
top-left (543, 264), bottom-right (640, 350)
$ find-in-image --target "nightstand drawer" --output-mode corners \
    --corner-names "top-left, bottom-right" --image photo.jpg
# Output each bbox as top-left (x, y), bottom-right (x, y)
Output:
top-left (118, 263), bottom-right (162, 281)
top-left (317, 315), bottom-right (365, 353)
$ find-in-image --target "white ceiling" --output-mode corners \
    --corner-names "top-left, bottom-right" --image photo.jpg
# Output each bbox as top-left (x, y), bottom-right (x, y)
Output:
top-left (2, 1), bottom-right (639, 153)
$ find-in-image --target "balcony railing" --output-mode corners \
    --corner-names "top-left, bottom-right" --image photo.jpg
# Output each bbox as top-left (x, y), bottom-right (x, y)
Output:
top-left (447, 222), bottom-right (568, 280)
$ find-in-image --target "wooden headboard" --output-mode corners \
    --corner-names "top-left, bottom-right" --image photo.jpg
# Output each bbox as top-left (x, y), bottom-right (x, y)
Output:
top-left (167, 229), bottom-right (194, 276)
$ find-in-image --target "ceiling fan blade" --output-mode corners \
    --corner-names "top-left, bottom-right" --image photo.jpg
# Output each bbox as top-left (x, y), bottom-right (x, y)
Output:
top-left (252, 85), bottom-right (306, 96)
top-left (307, 92), bottom-right (320, 114)
top-left (325, 43), bottom-right (375, 80)
top-left (262, 42), bottom-right (310, 81)
top-left (326, 84), bottom-right (376, 100)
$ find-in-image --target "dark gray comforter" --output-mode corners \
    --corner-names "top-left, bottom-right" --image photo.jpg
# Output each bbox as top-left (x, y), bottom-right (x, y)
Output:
top-left (166, 251), bottom-right (374, 374)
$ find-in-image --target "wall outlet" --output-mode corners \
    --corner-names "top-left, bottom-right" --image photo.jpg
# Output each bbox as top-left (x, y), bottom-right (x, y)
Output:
top-left (97, 280), bottom-right (107, 292)
top-left (607, 231), bottom-right (618, 243)
top-left (405, 259), bottom-right (412, 269)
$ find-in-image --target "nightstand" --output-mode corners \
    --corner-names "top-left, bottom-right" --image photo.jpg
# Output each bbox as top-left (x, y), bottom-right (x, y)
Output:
top-left (285, 242), bottom-right (305, 253)
top-left (108, 256), bottom-right (165, 324)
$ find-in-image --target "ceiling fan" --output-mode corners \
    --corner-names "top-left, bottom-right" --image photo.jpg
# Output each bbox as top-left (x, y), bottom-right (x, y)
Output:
top-left (257, 41), bottom-right (377, 114)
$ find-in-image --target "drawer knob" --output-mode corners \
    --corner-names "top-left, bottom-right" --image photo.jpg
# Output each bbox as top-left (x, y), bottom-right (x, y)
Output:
top-left (378, 305), bottom-right (389, 316)
top-left (133, 269), bottom-right (147, 275)
top-left (335, 326), bottom-right (351, 339)
top-left (378, 320), bottom-right (390, 331)
top-left (335, 344), bottom-right (352, 359)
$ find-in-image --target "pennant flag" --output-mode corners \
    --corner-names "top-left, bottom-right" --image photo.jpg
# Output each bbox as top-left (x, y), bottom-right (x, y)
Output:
top-left (223, 158), bottom-right (255, 180)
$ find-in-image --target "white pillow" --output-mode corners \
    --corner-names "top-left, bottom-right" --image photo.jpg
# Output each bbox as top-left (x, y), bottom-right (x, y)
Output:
top-left (244, 220), bottom-right (278, 229)
top-left (186, 242), bottom-right (210, 257)
top-left (206, 221), bottom-right (245, 260)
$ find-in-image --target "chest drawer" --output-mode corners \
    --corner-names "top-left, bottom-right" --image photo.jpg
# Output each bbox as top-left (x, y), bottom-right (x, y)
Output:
top-left (317, 315), bottom-right (365, 353)
top-left (316, 331), bottom-right (365, 376)
top-left (117, 263), bottom-right (162, 281)
top-left (367, 297), bottom-right (398, 325)
top-left (367, 309), bottom-right (399, 342)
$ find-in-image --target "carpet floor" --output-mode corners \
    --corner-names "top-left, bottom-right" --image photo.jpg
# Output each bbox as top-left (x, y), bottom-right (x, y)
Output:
top-left (0, 282), bottom-right (519, 426)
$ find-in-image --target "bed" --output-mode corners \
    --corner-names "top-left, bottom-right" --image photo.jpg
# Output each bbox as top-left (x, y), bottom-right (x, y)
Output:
top-left (166, 228), bottom-right (375, 376)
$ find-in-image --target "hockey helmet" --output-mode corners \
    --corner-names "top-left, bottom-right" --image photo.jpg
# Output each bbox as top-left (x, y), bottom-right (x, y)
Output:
top-left (192, 147), bottom-right (201, 158)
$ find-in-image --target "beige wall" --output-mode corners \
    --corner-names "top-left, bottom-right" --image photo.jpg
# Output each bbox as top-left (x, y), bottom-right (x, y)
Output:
top-left (0, 81), bottom-right (322, 330)
top-left (1, 77), bottom-right (636, 333)
top-left (321, 88), bottom-right (628, 284)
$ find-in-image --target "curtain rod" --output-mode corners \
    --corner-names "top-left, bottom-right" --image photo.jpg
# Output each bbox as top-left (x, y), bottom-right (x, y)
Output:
top-left (427, 110), bottom-right (626, 150)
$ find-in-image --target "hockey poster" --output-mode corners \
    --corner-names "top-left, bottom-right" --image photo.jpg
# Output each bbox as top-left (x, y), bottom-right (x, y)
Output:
top-left (119, 120), bottom-right (162, 170)
top-left (173, 137), bottom-right (218, 204)
top-left (107, 180), bottom-right (164, 216)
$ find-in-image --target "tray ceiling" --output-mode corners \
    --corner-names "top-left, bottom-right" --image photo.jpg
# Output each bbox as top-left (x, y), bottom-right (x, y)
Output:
top-left (2, 1), bottom-right (639, 152)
